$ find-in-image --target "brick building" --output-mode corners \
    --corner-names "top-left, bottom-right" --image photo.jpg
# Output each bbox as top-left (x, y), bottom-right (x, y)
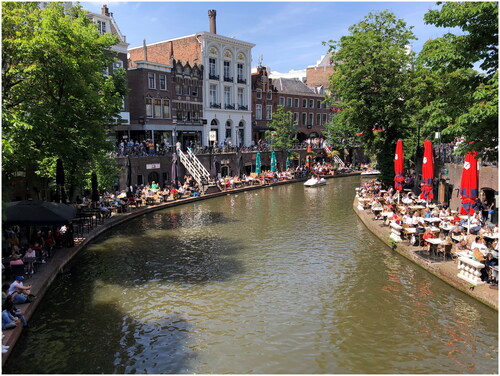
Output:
top-left (252, 65), bottom-right (332, 143)
top-left (128, 10), bottom-right (255, 147)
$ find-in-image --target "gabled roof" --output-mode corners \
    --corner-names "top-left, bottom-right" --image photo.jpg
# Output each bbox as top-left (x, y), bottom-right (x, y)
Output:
top-left (273, 77), bottom-right (316, 95)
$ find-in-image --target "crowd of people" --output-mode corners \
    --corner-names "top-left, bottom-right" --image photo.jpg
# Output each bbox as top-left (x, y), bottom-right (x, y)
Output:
top-left (357, 178), bottom-right (498, 285)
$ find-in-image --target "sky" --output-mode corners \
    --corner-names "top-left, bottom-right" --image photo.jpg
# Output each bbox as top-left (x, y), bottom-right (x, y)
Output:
top-left (81, 1), bottom-right (456, 73)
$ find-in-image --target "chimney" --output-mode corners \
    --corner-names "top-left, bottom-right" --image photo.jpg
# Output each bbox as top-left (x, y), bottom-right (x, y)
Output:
top-left (143, 39), bottom-right (148, 61)
top-left (208, 10), bottom-right (216, 34)
top-left (101, 4), bottom-right (110, 17)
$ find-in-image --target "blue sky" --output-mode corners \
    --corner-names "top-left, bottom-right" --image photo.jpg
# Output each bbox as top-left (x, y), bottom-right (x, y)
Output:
top-left (82, 1), bottom-right (455, 73)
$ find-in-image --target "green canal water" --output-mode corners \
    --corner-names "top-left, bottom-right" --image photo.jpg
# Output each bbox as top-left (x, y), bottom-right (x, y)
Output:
top-left (5, 176), bottom-right (498, 373)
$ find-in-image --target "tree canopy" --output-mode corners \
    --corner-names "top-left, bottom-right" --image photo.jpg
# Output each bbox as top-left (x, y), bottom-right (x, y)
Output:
top-left (265, 105), bottom-right (296, 151)
top-left (325, 11), bottom-right (417, 185)
top-left (418, 2), bottom-right (498, 159)
top-left (2, 2), bottom-right (127, 197)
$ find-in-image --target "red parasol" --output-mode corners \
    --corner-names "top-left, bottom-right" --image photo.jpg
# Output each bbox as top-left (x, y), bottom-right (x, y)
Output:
top-left (394, 139), bottom-right (404, 191)
top-left (305, 144), bottom-right (312, 168)
top-left (419, 139), bottom-right (434, 201)
top-left (459, 151), bottom-right (479, 215)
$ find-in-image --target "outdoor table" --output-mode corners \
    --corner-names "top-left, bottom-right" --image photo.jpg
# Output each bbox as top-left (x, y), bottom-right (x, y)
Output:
top-left (424, 217), bottom-right (441, 223)
top-left (425, 237), bottom-right (444, 255)
top-left (427, 226), bottom-right (441, 233)
top-left (484, 233), bottom-right (499, 240)
top-left (409, 205), bottom-right (426, 210)
top-left (402, 198), bottom-right (414, 204)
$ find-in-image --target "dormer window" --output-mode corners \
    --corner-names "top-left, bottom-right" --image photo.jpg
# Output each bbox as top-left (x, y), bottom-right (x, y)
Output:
top-left (97, 20), bottom-right (107, 34)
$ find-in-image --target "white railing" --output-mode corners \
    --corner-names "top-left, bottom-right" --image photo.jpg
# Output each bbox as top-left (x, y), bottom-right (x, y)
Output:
top-left (176, 147), bottom-right (212, 193)
top-left (457, 257), bottom-right (485, 286)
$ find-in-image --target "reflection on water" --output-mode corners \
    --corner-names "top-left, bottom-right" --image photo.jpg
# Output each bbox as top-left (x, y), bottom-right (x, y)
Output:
top-left (5, 177), bottom-right (498, 374)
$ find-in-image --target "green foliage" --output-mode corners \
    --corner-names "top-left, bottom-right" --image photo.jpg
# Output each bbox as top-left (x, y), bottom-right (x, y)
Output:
top-left (419, 2), bottom-right (498, 159)
top-left (325, 11), bottom-right (417, 185)
top-left (2, 2), bottom-right (125, 195)
top-left (265, 105), bottom-right (296, 150)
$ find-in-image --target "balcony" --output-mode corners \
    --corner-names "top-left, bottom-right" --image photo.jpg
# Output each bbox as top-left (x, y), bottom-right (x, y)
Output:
top-left (225, 104), bottom-right (235, 110)
top-left (223, 76), bottom-right (233, 83)
top-left (210, 102), bottom-right (221, 109)
top-left (238, 105), bottom-right (248, 111)
top-left (237, 77), bottom-right (246, 84)
top-left (209, 74), bottom-right (219, 80)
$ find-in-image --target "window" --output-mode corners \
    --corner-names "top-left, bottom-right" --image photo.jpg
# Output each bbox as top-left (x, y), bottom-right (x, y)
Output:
top-left (210, 84), bottom-right (217, 104)
top-left (301, 112), bottom-right (307, 125)
top-left (146, 98), bottom-right (153, 117)
top-left (226, 127), bottom-right (232, 139)
top-left (192, 86), bottom-right (198, 97)
top-left (279, 97), bottom-right (285, 106)
top-left (237, 63), bottom-right (244, 81)
top-left (224, 61), bottom-right (231, 79)
top-left (154, 99), bottom-right (162, 118)
top-left (256, 89), bottom-right (262, 99)
top-left (266, 105), bottom-right (273, 120)
top-left (224, 86), bottom-right (231, 106)
top-left (267, 91), bottom-right (272, 100)
top-left (256, 104), bottom-right (262, 120)
top-left (238, 88), bottom-right (244, 106)
top-left (294, 98), bottom-right (299, 107)
top-left (176, 85), bottom-right (182, 96)
top-left (316, 113), bottom-right (321, 125)
top-left (184, 85), bottom-right (190, 96)
top-left (159, 74), bottom-right (167, 90)
top-left (309, 99), bottom-right (314, 108)
top-left (322, 113), bottom-right (327, 123)
top-left (309, 113), bottom-right (314, 125)
top-left (286, 97), bottom-right (292, 107)
top-left (148, 73), bottom-right (156, 89)
top-left (209, 58), bottom-right (216, 77)
top-left (302, 99), bottom-right (307, 108)
top-left (97, 20), bottom-right (106, 34)
top-left (162, 99), bottom-right (170, 118)
top-left (317, 100), bottom-right (322, 109)
top-left (294, 112), bottom-right (299, 124)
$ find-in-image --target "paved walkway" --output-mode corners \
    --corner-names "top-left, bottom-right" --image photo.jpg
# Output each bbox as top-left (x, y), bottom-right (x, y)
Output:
top-left (1, 172), bottom-right (360, 365)
top-left (353, 197), bottom-right (498, 311)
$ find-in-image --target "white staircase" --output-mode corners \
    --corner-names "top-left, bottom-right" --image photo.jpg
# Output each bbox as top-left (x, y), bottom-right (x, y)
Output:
top-left (333, 154), bottom-right (345, 168)
top-left (176, 147), bottom-right (215, 193)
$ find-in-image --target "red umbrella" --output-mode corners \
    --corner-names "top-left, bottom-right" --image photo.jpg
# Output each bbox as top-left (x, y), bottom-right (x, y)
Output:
top-left (305, 144), bottom-right (312, 168)
top-left (459, 151), bottom-right (479, 215)
top-left (394, 139), bottom-right (404, 191)
top-left (419, 139), bottom-right (434, 201)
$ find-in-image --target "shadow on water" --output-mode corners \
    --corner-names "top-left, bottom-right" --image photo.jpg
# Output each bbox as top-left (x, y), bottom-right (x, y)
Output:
top-left (4, 209), bottom-right (244, 374)
top-left (5, 271), bottom-right (197, 374)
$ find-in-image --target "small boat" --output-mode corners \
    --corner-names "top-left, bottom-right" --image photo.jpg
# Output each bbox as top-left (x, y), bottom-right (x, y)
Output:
top-left (361, 169), bottom-right (381, 176)
top-left (304, 177), bottom-right (327, 187)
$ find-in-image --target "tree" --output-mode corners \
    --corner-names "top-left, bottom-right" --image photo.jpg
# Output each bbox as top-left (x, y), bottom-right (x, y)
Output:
top-left (2, 2), bottom-right (127, 198)
top-left (324, 11), bottom-right (417, 185)
top-left (265, 105), bottom-right (296, 150)
top-left (418, 2), bottom-right (498, 160)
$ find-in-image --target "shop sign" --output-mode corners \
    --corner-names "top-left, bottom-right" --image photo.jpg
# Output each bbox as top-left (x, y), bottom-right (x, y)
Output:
top-left (146, 163), bottom-right (160, 169)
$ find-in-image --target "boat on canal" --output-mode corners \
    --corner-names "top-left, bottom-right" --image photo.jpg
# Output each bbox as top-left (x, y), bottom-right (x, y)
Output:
top-left (360, 169), bottom-right (381, 176)
top-left (304, 177), bottom-right (327, 187)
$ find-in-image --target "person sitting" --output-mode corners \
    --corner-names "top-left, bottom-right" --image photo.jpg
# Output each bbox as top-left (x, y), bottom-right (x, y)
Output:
top-left (485, 253), bottom-right (498, 285)
top-left (23, 247), bottom-right (37, 275)
top-left (8, 276), bottom-right (33, 304)
top-left (2, 308), bottom-right (18, 330)
top-left (44, 230), bottom-right (56, 258)
top-left (471, 236), bottom-right (487, 251)
top-left (455, 239), bottom-right (469, 257)
top-left (422, 228), bottom-right (436, 254)
top-left (3, 294), bottom-right (28, 327)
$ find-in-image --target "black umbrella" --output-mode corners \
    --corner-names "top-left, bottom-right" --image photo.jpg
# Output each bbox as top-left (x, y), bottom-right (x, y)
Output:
top-left (91, 172), bottom-right (99, 202)
top-left (4, 200), bottom-right (77, 226)
top-left (171, 153), bottom-right (178, 187)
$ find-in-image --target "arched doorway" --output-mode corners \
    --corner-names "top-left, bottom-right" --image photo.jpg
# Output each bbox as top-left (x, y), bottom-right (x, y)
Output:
top-left (296, 132), bottom-right (307, 142)
top-left (225, 120), bottom-right (232, 144)
top-left (210, 119), bottom-right (219, 146)
top-left (147, 172), bottom-right (159, 186)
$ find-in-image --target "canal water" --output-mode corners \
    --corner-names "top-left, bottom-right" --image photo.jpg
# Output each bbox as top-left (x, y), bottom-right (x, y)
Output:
top-left (5, 176), bottom-right (498, 374)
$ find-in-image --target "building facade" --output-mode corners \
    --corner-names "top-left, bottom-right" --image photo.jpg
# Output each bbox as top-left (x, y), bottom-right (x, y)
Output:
top-left (252, 65), bottom-right (332, 143)
top-left (127, 10), bottom-right (255, 148)
top-left (87, 5), bottom-right (130, 126)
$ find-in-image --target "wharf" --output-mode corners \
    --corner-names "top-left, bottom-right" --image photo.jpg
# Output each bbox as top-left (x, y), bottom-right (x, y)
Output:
top-left (353, 197), bottom-right (498, 311)
top-left (1, 171), bottom-right (359, 366)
